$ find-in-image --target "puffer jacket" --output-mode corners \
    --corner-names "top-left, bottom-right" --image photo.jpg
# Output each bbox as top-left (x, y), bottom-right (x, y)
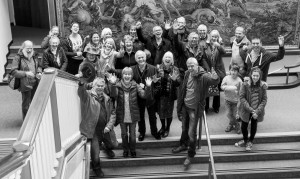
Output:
top-left (238, 81), bottom-right (267, 122)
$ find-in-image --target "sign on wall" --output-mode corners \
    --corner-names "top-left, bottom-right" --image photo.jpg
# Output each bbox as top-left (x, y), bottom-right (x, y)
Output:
top-left (56, 0), bottom-right (300, 47)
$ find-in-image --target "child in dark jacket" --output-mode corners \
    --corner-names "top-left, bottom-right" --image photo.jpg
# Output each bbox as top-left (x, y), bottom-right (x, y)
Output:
top-left (109, 67), bottom-right (153, 157)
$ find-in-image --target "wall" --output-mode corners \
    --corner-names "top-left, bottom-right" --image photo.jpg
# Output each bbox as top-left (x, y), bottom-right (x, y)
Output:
top-left (57, 0), bottom-right (299, 46)
top-left (0, 0), bottom-right (13, 82)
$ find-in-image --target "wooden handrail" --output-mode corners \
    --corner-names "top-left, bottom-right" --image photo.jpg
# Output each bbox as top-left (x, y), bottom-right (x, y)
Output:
top-left (284, 62), bottom-right (300, 69)
top-left (203, 111), bottom-right (217, 179)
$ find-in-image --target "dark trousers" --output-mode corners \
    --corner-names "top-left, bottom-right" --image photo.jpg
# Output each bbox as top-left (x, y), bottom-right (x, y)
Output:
top-left (241, 115), bottom-right (258, 143)
top-left (120, 122), bottom-right (137, 152)
top-left (21, 85), bottom-right (37, 119)
top-left (138, 101), bottom-right (158, 135)
top-left (179, 106), bottom-right (203, 158)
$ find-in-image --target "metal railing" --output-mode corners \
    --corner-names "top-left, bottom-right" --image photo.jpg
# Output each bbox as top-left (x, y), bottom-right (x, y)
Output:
top-left (0, 69), bottom-right (89, 179)
top-left (198, 111), bottom-right (217, 179)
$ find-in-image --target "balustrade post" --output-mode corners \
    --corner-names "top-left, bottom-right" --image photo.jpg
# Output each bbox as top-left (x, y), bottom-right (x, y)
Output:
top-left (208, 159), bottom-right (212, 179)
top-left (198, 114), bottom-right (203, 149)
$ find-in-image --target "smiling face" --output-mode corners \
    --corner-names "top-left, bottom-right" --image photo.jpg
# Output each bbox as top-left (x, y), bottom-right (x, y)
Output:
top-left (51, 27), bottom-right (59, 36)
top-left (93, 80), bottom-right (105, 96)
top-left (92, 34), bottom-right (100, 44)
top-left (186, 60), bottom-right (198, 74)
top-left (71, 23), bottom-right (79, 34)
top-left (86, 53), bottom-right (96, 62)
top-left (125, 39), bottom-right (133, 50)
top-left (50, 38), bottom-right (59, 51)
top-left (163, 52), bottom-right (173, 66)
top-left (188, 33), bottom-right (199, 46)
top-left (251, 71), bottom-right (260, 84)
top-left (22, 41), bottom-right (34, 58)
top-left (103, 32), bottom-right (112, 40)
top-left (104, 42), bottom-right (113, 52)
top-left (177, 17), bottom-right (186, 30)
top-left (135, 51), bottom-right (146, 66)
top-left (129, 26), bottom-right (137, 38)
top-left (251, 38), bottom-right (262, 53)
top-left (230, 69), bottom-right (238, 79)
top-left (210, 31), bottom-right (219, 43)
top-left (235, 27), bottom-right (245, 42)
top-left (153, 26), bottom-right (162, 38)
top-left (197, 25), bottom-right (207, 39)
top-left (122, 71), bottom-right (132, 83)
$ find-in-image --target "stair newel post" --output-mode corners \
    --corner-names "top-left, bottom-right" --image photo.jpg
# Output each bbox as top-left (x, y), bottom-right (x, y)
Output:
top-left (198, 113), bottom-right (203, 149)
top-left (208, 158), bottom-right (212, 179)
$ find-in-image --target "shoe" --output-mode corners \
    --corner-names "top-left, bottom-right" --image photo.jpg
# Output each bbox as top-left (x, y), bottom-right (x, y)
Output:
top-left (213, 108), bottom-right (219, 113)
top-left (105, 149), bottom-right (115, 159)
top-left (172, 145), bottom-right (187, 153)
top-left (158, 128), bottom-right (165, 136)
top-left (245, 141), bottom-right (253, 151)
top-left (93, 168), bottom-right (104, 177)
top-left (235, 123), bottom-right (241, 134)
top-left (123, 151), bottom-right (129, 158)
top-left (225, 125), bottom-right (233, 132)
top-left (138, 134), bottom-right (145, 141)
top-left (183, 156), bottom-right (191, 169)
top-left (162, 130), bottom-right (169, 138)
top-left (235, 140), bottom-right (246, 147)
top-left (153, 133), bottom-right (161, 140)
top-left (130, 151), bottom-right (137, 158)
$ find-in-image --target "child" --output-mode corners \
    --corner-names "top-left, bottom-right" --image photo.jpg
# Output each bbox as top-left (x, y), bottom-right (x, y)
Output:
top-left (108, 67), bottom-right (153, 158)
top-left (235, 67), bottom-right (268, 151)
top-left (221, 65), bottom-right (243, 134)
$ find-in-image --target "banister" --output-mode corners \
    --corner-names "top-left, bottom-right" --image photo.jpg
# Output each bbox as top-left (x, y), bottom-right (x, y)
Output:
top-left (203, 111), bottom-right (217, 179)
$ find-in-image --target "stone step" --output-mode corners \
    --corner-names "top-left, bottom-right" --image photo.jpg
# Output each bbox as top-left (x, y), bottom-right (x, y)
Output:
top-left (91, 159), bottom-right (300, 179)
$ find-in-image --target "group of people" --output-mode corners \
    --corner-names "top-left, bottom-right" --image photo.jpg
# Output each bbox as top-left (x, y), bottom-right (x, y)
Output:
top-left (10, 16), bottom-right (285, 177)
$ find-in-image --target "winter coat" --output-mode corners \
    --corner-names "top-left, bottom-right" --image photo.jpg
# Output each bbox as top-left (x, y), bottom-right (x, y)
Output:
top-left (136, 28), bottom-right (172, 66)
top-left (78, 84), bottom-right (116, 139)
top-left (238, 81), bottom-right (267, 123)
top-left (240, 46), bottom-right (285, 81)
top-left (11, 51), bottom-right (42, 92)
top-left (115, 50), bottom-right (137, 70)
top-left (177, 66), bottom-right (220, 118)
top-left (40, 35), bottom-right (63, 50)
top-left (203, 43), bottom-right (226, 79)
top-left (42, 47), bottom-right (68, 71)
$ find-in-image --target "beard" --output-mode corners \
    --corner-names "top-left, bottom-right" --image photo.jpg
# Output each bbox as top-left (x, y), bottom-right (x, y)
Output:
top-left (22, 49), bottom-right (34, 59)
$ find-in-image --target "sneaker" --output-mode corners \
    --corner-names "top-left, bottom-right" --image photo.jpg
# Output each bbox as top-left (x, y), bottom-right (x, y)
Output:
top-left (183, 156), bottom-right (191, 169)
top-left (172, 145), bottom-right (188, 154)
top-left (235, 123), bottom-right (241, 134)
top-left (225, 125), bottom-right (233, 132)
top-left (235, 140), bottom-right (246, 147)
top-left (245, 141), bottom-right (253, 151)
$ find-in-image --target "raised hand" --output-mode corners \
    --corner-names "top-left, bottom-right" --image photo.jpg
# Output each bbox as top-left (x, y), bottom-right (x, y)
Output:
top-left (152, 74), bottom-right (161, 83)
top-left (136, 21), bottom-right (142, 29)
top-left (120, 41), bottom-right (125, 49)
top-left (145, 77), bottom-right (153, 86)
top-left (172, 19), bottom-right (179, 30)
top-left (169, 68), bottom-right (179, 81)
top-left (107, 73), bottom-right (117, 84)
top-left (278, 35), bottom-right (284, 47)
top-left (164, 20), bottom-right (172, 30)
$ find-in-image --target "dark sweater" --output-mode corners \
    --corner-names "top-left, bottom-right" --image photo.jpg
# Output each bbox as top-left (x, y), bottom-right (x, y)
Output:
top-left (42, 47), bottom-right (68, 71)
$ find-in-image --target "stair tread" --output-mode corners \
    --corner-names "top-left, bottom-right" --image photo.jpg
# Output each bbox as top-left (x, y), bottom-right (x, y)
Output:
top-left (0, 140), bottom-right (14, 161)
top-left (95, 159), bottom-right (300, 178)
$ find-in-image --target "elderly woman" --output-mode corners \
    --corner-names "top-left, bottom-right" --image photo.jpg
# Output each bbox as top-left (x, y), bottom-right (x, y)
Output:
top-left (101, 28), bottom-right (113, 44)
top-left (10, 40), bottom-right (42, 119)
top-left (98, 38), bottom-right (124, 77)
top-left (235, 67), bottom-right (267, 151)
top-left (203, 29), bottom-right (226, 113)
top-left (156, 51), bottom-right (181, 138)
top-left (62, 22), bottom-right (85, 75)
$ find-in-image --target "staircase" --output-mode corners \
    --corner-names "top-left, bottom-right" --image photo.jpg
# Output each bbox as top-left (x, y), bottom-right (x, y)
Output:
top-left (93, 133), bottom-right (300, 179)
top-left (3, 45), bottom-right (43, 82)
top-left (0, 139), bottom-right (15, 161)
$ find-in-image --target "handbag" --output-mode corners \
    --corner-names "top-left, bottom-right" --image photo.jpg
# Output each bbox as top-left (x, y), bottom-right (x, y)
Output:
top-left (8, 58), bottom-right (22, 90)
top-left (207, 47), bottom-right (219, 96)
top-left (104, 129), bottom-right (119, 148)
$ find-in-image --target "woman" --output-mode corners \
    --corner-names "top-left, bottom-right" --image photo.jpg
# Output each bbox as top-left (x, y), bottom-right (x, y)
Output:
top-left (101, 28), bottom-right (113, 45)
top-left (203, 29), bottom-right (226, 113)
top-left (62, 22), bottom-right (85, 75)
top-left (115, 35), bottom-right (137, 70)
top-left (98, 38), bottom-right (124, 78)
top-left (82, 31), bottom-right (101, 57)
top-left (156, 52), bottom-right (181, 138)
top-left (235, 67), bottom-right (267, 151)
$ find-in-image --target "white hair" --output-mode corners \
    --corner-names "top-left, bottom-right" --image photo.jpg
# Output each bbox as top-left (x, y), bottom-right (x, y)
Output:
top-left (101, 28), bottom-right (112, 39)
top-left (186, 57), bottom-right (198, 65)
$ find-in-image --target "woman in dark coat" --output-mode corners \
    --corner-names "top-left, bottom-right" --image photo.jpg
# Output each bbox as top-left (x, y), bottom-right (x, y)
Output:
top-left (203, 30), bottom-right (226, 113)
top-left (156, 52), bottom-right (181, 138)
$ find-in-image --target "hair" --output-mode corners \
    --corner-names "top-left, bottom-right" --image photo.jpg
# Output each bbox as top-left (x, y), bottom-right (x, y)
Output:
top-left (89, 31), bottom-right (100, 45)
top-left (103, 38), bottom-right (116, 50)
top-left (188, 32), bottom-right (199, 41)
top-left (162, 51), bottom-right (174, 65)
top-left (135, 50), bottom-right (146, 60)
top-left (122, 67), bottom-right (133, 79)
top-left (93, 77), bottom-right (106, 86)
top-left (177, 17), bottom-right (186, 24)
top-left (152, 26), bottom-right (162, 32)
top-left (18, 40), bottom-right (33, 53)
top-left (70, 22), bottom-right (79, 32)
top-left (101, 28), bottom-right (112, 39)
top-left (209, 29), bottom-right (223, 43)
top-left (230, 64), bottom-right (239, 72)
top-left (251, 37), bottom-right (262, 45)
top-left (186, 57), bottom-right (198, 65)
top-left (49, 36), bottom-right (60, 44)
top-left (197, 24), bottom-right (207, 32)
top-left (123, 35), bottom-right (133, 42)
top-left (250, 67), bottom-right (262, 87)
top-left (235, 26), bottom-right (245, 34)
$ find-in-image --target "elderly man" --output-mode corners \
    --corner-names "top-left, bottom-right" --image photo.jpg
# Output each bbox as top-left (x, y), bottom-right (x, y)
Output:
top-left (230, 26), bottom-right (251, 78)
top-left (172, 57), bottom-right (219, 168)
top-left (41, 26), bottom-right (62, 49)
top-left (42, 36), bottom-right (68, 71)
top-left (136, 21), bottom-right (171, 66)
top-left (78, 77), bottom-right (118, 177)
top-left (241, 36), bottom-right (285, 82)
top-left (130, 50), bottom-right (161, 141)
top-left (197, 24), bottom-right (209, 48)
top-left (11, 40), bottom-right (42, 119)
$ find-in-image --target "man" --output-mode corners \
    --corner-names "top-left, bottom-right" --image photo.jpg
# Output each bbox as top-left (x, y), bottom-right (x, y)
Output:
top-left (11, 40), bottom-right (42, 119)
top-left (172, 57), bottom-right (219, 168)
top-left (163, 17), bottom-right (190, 67)
top-left (78, 77), bottom-right (118, 177)
top-left (41, 26), bottom-right (62, 49)
top-left (197, 24), bottom-right (209, 48)
top-left (42, 37), bottom-right (68, 71)
top-left (241, 36), bottom-right (285, 81)
top-left (136, 21), bottom-right (171, 66)
top-left (230, 26), bottom-right (251, 78)
top-left (130, 50), bottom-right (161, 141)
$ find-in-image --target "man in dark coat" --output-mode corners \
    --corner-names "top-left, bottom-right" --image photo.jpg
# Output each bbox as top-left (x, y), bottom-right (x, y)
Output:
top-left (78, 77), bottom-right (117, 177)
top-left (172, 57), bottom-right (219, 168)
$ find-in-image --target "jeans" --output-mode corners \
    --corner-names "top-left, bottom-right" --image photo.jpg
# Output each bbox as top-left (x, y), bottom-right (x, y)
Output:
top-left (225, 100), bottom-right (238, 126)
top-left (120, 122), bottom-right (137, 152)
top-left (179, 106), bottom-right (202, 158)
top-left (21, 85), bottom-right (37, 119)
top-left (138, 101), bottom-right (158, 135)
top-left (241, 114), bottom-right (258, 143)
